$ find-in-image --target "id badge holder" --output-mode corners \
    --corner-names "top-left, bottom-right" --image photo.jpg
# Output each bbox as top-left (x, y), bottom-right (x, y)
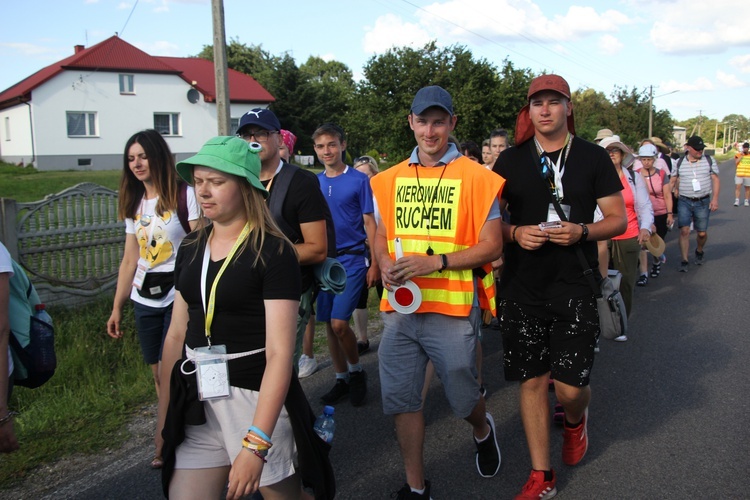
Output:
top-left (133, 258), bottom-right (149, 290)
top-left (194, 345), bottom-right (231, 400)
top-left (547, 203), bottom-right (571, 222)
top-left (692, 178), bottom-right (701, 192)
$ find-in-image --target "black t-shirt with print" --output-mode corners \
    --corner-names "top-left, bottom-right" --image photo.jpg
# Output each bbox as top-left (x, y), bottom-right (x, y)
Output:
top-left (494, 136), bottom-right (622, 305)
top-left (175, 227), bottom-right (301, 391)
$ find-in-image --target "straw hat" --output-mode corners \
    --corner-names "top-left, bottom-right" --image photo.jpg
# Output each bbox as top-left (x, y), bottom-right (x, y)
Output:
top-left (649, 137), bottom-right (670, 154)
top-left (595, 128), bottom-right (614, 141)
top-left (645, 233), bottom-right (666, 257)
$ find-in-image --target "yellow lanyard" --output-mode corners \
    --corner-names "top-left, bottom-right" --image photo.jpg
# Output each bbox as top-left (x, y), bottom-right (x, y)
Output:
top-left (200, 223), bottom-right (251, 345)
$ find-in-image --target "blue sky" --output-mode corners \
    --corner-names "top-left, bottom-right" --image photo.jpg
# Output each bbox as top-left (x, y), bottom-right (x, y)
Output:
top-left (2, 0), bottom-right (748, 123)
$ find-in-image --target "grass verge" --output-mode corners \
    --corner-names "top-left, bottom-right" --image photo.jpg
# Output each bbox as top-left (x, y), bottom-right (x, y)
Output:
top-left (0, 298), bottom-right (154, 488)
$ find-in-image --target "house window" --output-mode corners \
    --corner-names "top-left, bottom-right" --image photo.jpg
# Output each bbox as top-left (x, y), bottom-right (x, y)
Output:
top-left (154, 113), bottom-right (180, 136)
top-left (119, 74), bottom-right (134, 94)
top-left (230, 118), bottom-right (239, 136)
top-left (4, 117), bottom-right (9, 141)
top-left (67, 111), bottom-right (97, 137)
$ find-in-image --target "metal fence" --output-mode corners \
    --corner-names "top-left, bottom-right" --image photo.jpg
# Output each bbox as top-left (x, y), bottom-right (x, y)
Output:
top-left (0, 183), bottom-right (124, 307)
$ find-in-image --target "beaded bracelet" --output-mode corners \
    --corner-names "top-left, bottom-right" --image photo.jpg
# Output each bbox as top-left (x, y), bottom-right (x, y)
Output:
top-left (248, 425), bottom-right (271, 443)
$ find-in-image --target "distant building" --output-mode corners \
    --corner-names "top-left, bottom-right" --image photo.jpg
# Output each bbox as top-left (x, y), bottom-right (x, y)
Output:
top-left (0, 35), bottom-right (274, 170)
top-left (673, 126), bottom-right (687, 149)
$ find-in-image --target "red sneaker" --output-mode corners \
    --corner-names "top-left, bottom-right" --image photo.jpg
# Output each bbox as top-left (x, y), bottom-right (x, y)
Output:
top-left (562, 408), bottom-right (588, 465)
top-left (514, 469), bottom-right (557, 500)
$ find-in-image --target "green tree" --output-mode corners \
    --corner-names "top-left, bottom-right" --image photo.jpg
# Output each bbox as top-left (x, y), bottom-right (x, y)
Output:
top-left (571, 88), bottom-right (615, 142)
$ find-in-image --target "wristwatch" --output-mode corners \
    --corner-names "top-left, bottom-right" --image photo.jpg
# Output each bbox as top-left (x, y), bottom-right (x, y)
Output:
top-left (578, 223), bottom-right (589, 243)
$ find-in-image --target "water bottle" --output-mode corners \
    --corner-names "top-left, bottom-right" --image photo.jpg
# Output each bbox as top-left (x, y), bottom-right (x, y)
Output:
top-left (313, 405), bottom-right (336, 444)
top-left (32, 303), bottom-right (56, 372)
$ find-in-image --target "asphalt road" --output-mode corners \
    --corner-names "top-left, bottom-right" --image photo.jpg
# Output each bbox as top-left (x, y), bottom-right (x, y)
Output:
top-left (26, 157), bottom-right (750, 499)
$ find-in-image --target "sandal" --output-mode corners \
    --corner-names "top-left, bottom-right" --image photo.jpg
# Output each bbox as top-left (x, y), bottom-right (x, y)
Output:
top-left (636, 275), bottom-right (648, 287)
top-left (151, 456), bottom-right (164, 469)
top-left (650, 263), bottom-right (661, 278)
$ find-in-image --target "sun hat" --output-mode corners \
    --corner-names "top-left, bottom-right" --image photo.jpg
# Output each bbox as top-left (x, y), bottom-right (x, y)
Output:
top-left (514, 74), bottom-right (576, 146)
top-left (595, 128), bottom-right (614, 142)
top-left (411, 85), bottom-right (454, 116)
top-left (599, 135), bottom-right (635, 168)
top-left (280, 129), bottom-right (297, 154)
top-left (649, 136), bottom-right (670, 154)
top-left (176, 136), bottom-right (268, 198)
top-left (686, 135), bottom-right (705, 151)
top-left (238, 108), bottom-right (281, 133)
top-left (638, 144), bottom-right (658, 157)
top-left (645, 233), bottom-right (666, 258)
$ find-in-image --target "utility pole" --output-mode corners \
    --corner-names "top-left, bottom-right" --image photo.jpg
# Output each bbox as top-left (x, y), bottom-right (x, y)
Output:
top-left (648, 85), bottom-right (654, 138)
top-left (211, 0), bottom-right (231, 135)
top-left (714, 122), bottom-right (719, 150)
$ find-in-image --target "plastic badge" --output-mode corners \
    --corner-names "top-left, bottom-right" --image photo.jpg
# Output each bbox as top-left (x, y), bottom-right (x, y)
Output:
top-left (387, 238), bottom-right (422, 314)
top-left (194, 345), bottom-right (230, 400)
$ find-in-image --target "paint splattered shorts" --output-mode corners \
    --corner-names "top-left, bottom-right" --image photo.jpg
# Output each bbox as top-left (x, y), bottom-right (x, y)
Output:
top-left (498, 295), bottom-right (598, 387)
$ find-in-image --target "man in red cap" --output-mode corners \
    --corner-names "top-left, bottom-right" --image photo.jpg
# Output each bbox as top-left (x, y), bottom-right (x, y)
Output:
top-left (493, 74), bottom-right (627, 499)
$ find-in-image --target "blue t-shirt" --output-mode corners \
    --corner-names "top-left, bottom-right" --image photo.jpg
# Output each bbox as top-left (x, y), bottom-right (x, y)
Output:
top-left (317, 166), bottom-right (374, 270)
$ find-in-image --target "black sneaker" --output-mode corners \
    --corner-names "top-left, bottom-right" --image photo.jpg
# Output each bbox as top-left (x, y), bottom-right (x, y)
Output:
top-left (679, 261), bottom-right (689, 273)
top-left (479, 384), bottom-right (488, 400)
top-left (320, 379), bottom-right (349, 405)
top-left (695, 250), bottom-right (704, 265)
top-left (349, 370), bottom-right (367, 407)
top-left (636, 274), bottom-right (648, 286)
top-left (392, 480), bottom-right (431, 499)
top-left (475, 412), bottom-right (501, 478)
top-left (357, 340), bottom-right (370, 355)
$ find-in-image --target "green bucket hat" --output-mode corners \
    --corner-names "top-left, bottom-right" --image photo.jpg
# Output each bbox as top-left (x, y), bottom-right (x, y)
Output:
top-left (176, 136), bottom-right (267, 198)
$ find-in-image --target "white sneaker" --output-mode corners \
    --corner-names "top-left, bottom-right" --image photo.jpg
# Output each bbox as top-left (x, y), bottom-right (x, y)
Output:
top-left (614, 335), bottom-right (628, 342)
top-left (734, 198), bottom-right (740, 206)
top-left (745, 200), bottom-right (749, 207)
top-left (298, 354), bottom-right (318, 378)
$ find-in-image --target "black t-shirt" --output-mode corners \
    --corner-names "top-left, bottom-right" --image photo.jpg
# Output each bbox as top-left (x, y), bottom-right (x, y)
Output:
top-left (493, 136), bottom-right (622, 305)
top-left (175, 227), bottom-right (301, 391)
top-left (263, 162), bottom-right (330, 290)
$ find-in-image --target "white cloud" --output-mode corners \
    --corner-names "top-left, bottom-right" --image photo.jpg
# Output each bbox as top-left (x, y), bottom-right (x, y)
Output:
top-left (0, 42), bottom-right (60, 57)
top-left (598, 35), bottom-right (624, 55)
top-left (729, 54), bottom-right (750, 73)
top-left (648, 0), bottom-right (750, 54)
top-left (660, 78), bottom-right (714, 92)
top-left (117, 2), bottom-right (131, 9)
top-left (133, 40), bottom-right (181, 56)
top-left (320, 53), bottom-right (336, 63)
top-left (365, 1), bottom-right (631, 57)
top-left (716, 70), bottom-right (747, 88)
top-left (363, 13), bottom-right (432, 55)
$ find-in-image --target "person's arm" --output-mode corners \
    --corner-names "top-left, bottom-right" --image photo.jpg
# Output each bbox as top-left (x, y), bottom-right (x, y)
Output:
top-left (710, 171), bottom-right (720, 211)
top-left (0, 273), bottom-right (19, 454)
top-left (226, 298), bottom-right (297, 500)
top-left (634, 174), bottom-right (654, 245)
top-left (363, 213), bottom-right (380, 287)
top-left (296, 220), bottom-right (327, 266)
top-left (663, 177), bottom-right (674, 227)
top-left (106, 233), bottom-right (140, 339)
top-left (154, 290), bottom-right (189, 464)
top-left (386, 217), bottom-right (503, 283)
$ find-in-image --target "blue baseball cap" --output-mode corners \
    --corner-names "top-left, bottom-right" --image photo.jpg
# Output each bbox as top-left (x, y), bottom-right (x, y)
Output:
top-left (238, 108), bottom-right (281, 133)
top-left (411, 86), bottom-right (454, 116)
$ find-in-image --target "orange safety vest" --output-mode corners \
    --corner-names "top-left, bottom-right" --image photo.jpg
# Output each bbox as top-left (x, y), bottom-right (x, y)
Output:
top-left (371, 156), bottom-right (505, 317)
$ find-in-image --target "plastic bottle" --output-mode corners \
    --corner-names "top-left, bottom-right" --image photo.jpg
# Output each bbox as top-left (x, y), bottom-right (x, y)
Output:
top-left (32, 303), bottom-right (56, 372)
top-left (313, 405), bottom-right (336, 444)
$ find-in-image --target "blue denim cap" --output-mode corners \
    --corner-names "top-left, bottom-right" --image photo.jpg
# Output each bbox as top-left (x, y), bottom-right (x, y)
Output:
top-left (411, 85), bottom-right (454, 116)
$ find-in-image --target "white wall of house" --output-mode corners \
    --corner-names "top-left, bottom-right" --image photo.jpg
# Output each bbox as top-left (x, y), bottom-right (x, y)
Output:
top-left (0, 103), bottom-right (34, 165)
top-left (9, 69), bottom-right (267, 171)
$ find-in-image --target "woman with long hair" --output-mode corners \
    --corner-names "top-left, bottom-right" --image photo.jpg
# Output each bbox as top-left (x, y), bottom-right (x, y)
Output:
top-left (157, 136), bottom-right (330, 500)
top-left (107, 129), bottom-right (199, 468)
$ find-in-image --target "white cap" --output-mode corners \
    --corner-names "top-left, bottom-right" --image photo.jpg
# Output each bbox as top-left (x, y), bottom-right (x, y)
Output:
top-left (638, 144), bottom-right (658, 157)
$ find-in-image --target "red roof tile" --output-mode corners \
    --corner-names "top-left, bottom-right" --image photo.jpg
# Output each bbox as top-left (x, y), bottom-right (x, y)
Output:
top-left (156, 56), bottom-right (274, 104)
top-left (0, 36), bottom-right (274, 109)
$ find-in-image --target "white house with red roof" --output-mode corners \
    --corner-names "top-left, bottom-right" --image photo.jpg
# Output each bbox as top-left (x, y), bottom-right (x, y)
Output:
top-left (0, 35), bottom-right (274, 170)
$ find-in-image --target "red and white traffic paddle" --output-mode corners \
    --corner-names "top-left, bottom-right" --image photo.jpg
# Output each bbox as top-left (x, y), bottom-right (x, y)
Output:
top-left (387, 237), bottom-right (422, 314)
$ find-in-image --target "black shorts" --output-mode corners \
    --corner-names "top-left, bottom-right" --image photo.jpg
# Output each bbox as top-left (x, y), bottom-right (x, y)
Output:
top-left (499, 295), bottom-right (598, 387)
top-left (653, 213), bottom-right (668, 239)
